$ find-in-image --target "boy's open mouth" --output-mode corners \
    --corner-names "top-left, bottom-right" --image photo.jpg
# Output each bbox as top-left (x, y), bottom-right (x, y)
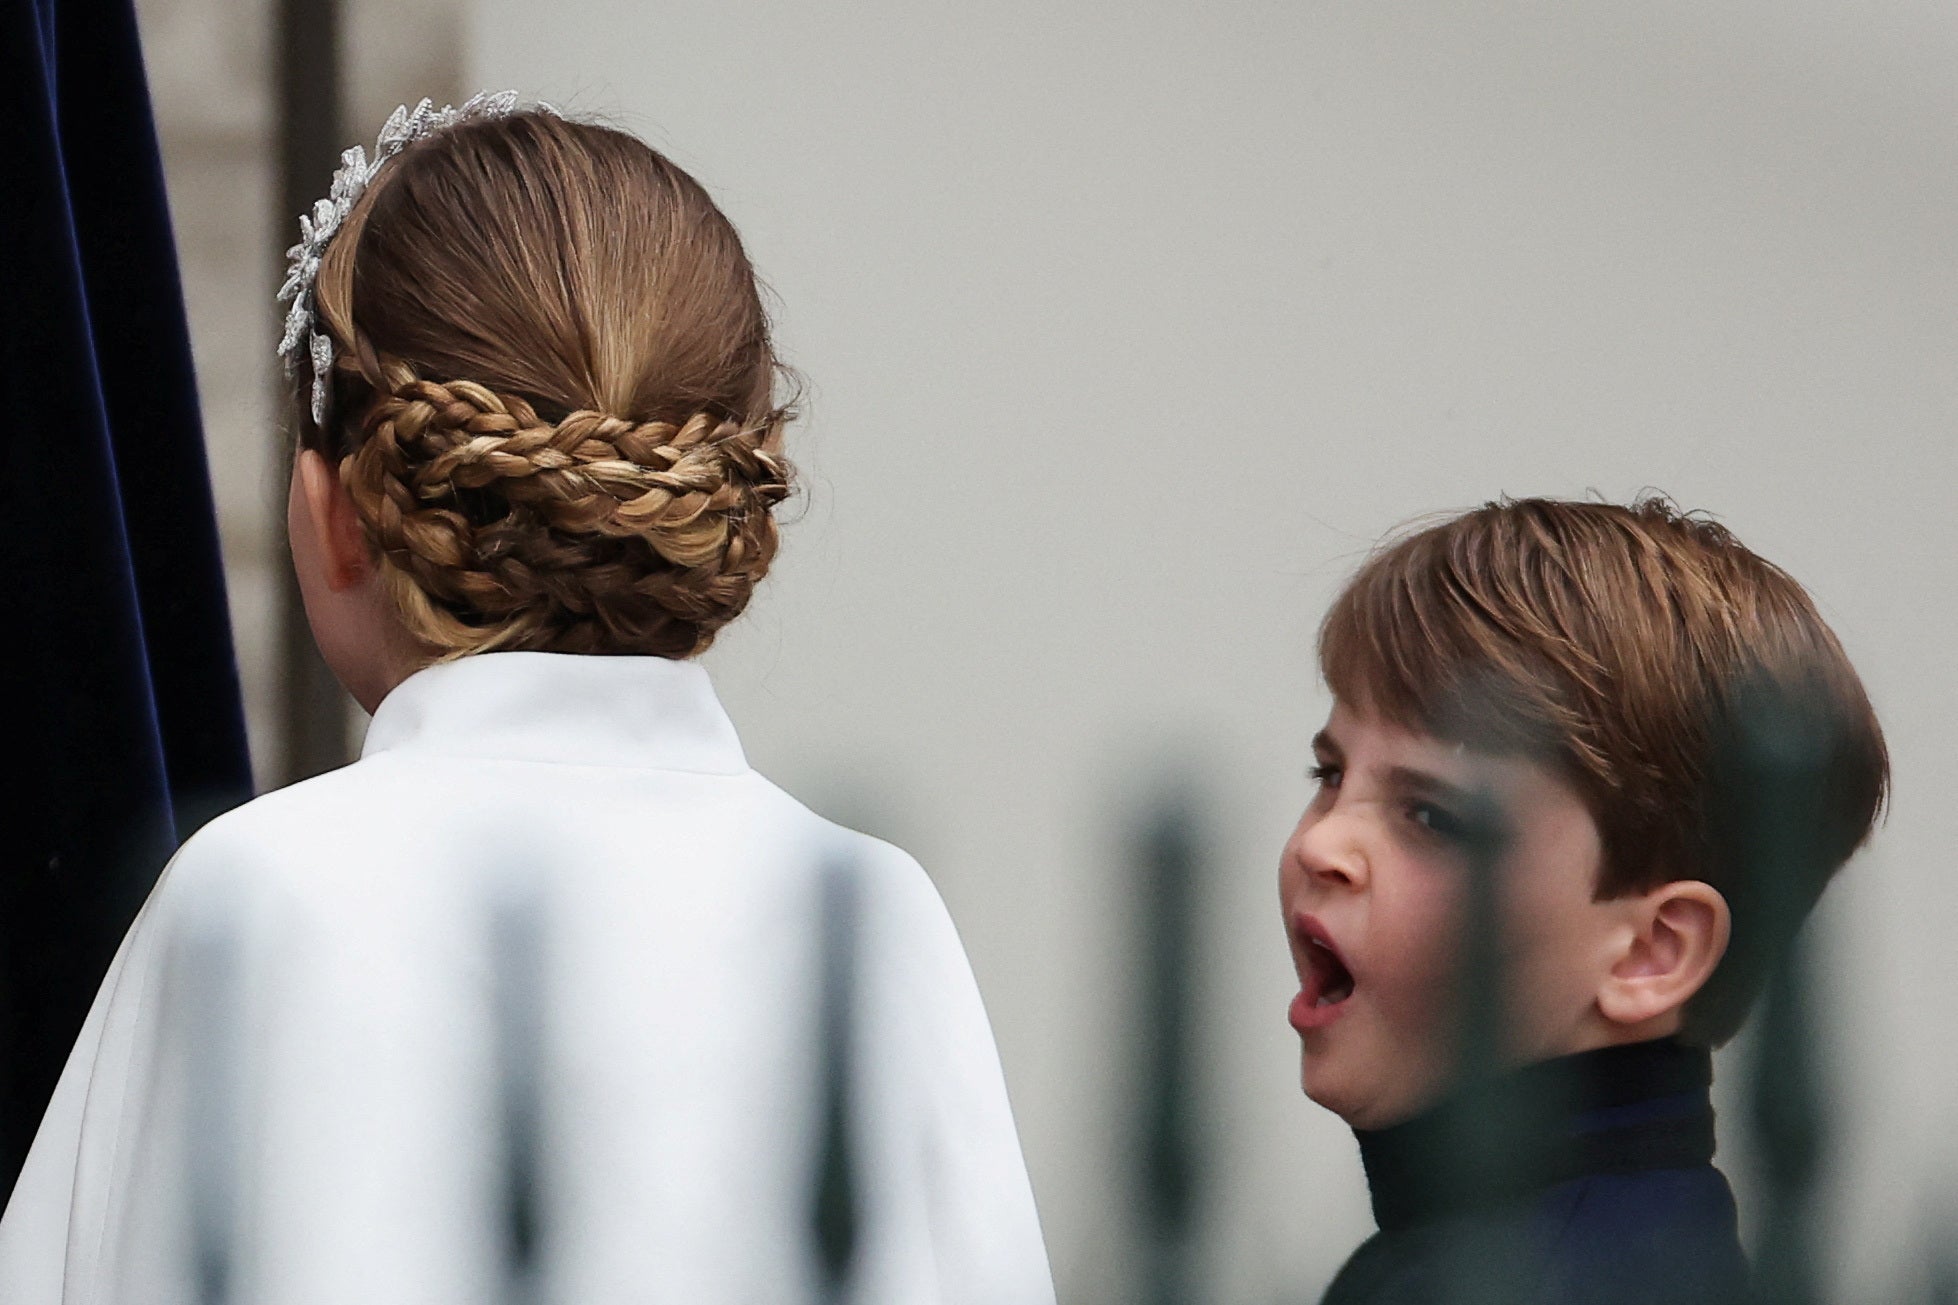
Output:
top-left (1303, 937), bottom-right (1356, 1007)
top-left (1290, 915), bottom-right (1356, 1032)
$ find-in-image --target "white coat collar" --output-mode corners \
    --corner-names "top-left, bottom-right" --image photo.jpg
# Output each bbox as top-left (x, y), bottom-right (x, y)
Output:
top-left (360, 651), bottom-right (749, 774)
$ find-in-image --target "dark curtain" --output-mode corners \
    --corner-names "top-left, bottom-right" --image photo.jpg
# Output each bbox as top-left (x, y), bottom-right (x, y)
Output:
top-left (0, 0), bottom-right (254, 1199)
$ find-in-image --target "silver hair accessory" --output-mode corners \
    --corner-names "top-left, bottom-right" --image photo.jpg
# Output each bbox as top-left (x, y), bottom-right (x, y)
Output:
top-left (276, 90), bottom-right (524, 428)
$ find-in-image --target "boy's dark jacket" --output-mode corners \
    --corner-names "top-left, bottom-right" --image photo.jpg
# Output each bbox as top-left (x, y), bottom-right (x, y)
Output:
top-left (1322, 1038), bottom-right (1747, 1305)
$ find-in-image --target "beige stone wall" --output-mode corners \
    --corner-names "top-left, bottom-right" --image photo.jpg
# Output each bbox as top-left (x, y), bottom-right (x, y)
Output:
top-left (135, 0), bottom-right (280, 785)
top-left (134, 0), bottom-right (461, 787)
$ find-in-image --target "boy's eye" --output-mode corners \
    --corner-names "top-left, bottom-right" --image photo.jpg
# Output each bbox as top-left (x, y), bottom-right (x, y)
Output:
top-left (1406, 801), bottom-right (1466, 840)
top-left (1307, 763), bottom-right (1343, 790)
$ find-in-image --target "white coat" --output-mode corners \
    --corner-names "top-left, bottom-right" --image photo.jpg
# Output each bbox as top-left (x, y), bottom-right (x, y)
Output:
top-left (0, 652), bottom-right (1055, 1304)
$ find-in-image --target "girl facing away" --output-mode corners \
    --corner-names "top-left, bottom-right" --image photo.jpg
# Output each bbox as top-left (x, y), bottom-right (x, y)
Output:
top-left (0, 97), bottom-right (1055, 1304)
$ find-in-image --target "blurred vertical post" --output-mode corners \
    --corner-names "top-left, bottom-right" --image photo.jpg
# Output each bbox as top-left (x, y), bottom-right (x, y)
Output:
top-left (810, 856), bottom-right (861, 1303)
top-left (169, 905), bottom-right (242, 1305)
top-left (1436, 783), bottom-right (1533, 1305)
top-left (275, 0), bottom-right (354, 784)
top-left (1717, 681), bottom-right (1837, 1305)
top-left (492, 880), bottom-right (547, 1305)
top-left (1132, 785), bottom-right (1204, 1305)
top-left (1747, 951), bottom-right (1823, 1305)
top-left (1927, 1240), bottom-right (1958, 1305)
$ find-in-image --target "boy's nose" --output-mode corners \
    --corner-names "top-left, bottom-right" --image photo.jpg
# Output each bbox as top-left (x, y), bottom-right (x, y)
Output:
top-left (1287, 812), bottom-right (1368, 893)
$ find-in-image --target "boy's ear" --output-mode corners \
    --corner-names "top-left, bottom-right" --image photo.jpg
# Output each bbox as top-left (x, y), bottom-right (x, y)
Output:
top-left (1597, 881), bottom-right (1732, 1029)
top-left (294, 448), bottom-right (372, 593)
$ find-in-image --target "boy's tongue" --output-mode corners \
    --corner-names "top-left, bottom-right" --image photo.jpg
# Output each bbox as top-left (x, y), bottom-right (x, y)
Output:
top-left (1307, 940), bottom-right (1355, 1007)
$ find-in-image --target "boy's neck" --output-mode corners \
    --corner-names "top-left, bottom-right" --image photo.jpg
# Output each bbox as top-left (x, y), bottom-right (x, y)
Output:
top-left (1353, 1037), bottom-right (1715, 1231)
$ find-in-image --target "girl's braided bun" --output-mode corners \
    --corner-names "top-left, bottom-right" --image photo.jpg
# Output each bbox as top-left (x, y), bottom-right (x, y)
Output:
top-left (296, 109), bottom-right (793, 659)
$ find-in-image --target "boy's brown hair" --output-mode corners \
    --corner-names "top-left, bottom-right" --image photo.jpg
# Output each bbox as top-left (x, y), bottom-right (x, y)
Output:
top-left (1319, 496), bottom-right (1887, 1044)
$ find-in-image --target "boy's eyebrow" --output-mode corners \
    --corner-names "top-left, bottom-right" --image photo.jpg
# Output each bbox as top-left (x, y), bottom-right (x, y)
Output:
top-left (1310, 729), bottom-right (1343, 759)
top-left (1382, 764), bottom-right (1473, 804)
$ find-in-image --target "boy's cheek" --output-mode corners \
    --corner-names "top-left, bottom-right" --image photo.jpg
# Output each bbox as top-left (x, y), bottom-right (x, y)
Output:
top-left (1275, 847), bottom-right (1305, 903)
top-left (1373, 895), bottom-right (1466, 1002)
top-left (1355, 919), bottom-right (1478, 1086)
top-left (1304, 1006), bottom-right (1456, 1128)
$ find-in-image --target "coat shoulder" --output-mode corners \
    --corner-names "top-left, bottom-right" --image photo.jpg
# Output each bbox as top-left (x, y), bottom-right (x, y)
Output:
top-left (1318, 1168), bottom-right (1747, 1305)
top-left (1533, 1167), bottom-right (1748, 1304)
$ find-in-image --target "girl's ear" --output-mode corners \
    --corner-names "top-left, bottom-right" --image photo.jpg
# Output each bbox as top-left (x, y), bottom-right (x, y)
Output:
top-left (1597, 881), bottom-right (1732, 1029)
top-left (293, 448), bottom-right (372, 593)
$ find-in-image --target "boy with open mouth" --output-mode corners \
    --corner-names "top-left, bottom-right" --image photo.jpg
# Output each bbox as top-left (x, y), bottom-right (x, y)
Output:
top-left (1280, 497), bottom-right (1888, 1304)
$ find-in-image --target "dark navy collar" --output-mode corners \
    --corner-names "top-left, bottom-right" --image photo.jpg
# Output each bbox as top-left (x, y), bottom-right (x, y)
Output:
top-left (1354, 1038), bottom-right (1717, 1232)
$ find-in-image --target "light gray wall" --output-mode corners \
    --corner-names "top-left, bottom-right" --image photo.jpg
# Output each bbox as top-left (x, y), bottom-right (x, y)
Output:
top-left (472, 3), bottom-right (1958, 1298)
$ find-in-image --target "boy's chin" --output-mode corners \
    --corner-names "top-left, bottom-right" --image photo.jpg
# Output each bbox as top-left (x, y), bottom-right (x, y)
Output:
top-left (1300, 1050), bottom-right (1366, 1125)
top-left (1301, 1047), bottom-right (1437, 1131)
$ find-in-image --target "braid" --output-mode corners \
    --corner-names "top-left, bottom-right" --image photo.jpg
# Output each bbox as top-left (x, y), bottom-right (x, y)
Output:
top-left (295, 111), bottom-right (801, 660)
top-left (344, 371), bottom-right (792, 659)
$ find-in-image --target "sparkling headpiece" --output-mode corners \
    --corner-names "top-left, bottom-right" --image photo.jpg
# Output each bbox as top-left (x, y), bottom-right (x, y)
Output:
top-left (276, 90), bottom-right (523, 427)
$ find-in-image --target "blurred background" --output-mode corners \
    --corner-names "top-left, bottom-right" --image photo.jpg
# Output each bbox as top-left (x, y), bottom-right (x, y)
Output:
top-left (137, 0), bottom-right (1958, 1299)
